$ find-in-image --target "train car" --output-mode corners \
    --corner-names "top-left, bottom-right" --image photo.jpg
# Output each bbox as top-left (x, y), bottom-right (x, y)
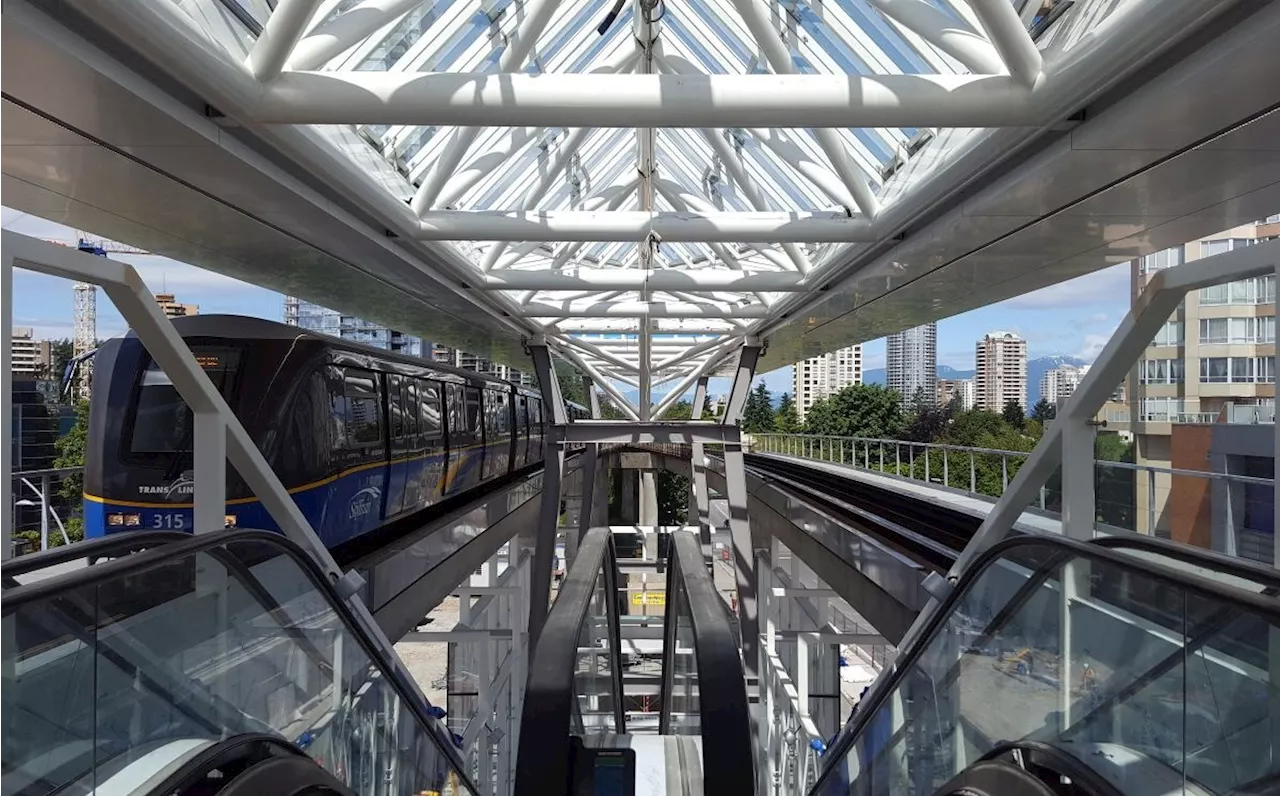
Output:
top-left (83, 316), bottom-right (555, 548)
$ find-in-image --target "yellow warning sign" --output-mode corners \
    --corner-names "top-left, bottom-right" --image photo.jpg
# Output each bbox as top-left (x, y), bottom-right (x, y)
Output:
top-left (631, 591), bottom-right (666, 607)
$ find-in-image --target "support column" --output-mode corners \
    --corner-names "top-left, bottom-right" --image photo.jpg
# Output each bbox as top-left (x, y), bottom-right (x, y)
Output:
top-left (621, 468), bottom-right (638, 522)
top-left (193, 412), bottom-right (227, 533)
top-left (689, 376), bottom-right (712, 561)
top-left (639, 470), bottom-right (658, 526)
top-left (723, 343), bottom-right (763, 682)
top-left (571, 375), bottom-right (602, 570)
top-left (1, 252), bottom-right (12, 560)
top-left (527, 340), bottom-right (567, 655)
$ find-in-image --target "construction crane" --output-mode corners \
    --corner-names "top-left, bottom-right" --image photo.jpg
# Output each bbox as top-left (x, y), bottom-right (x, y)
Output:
top-left (42, 233), bottom-right (152, 400)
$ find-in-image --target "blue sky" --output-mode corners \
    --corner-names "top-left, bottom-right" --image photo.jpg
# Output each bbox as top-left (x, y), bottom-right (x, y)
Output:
top-left (4, 207), bottom-right (1130, 397)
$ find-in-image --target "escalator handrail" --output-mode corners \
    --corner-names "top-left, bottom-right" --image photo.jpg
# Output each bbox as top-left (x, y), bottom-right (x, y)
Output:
top-left (1, 531), bottom-right (190, 582)
top-left (809, 531), bottom-right (1280, 795)
top-left (1, 528), bottom-right (480, 794)
top-left (514, 526), bottom-right (626, 796)
top-left (1091, 533), bottom-right (1280, 590)
top-left (658, 530), bottom-right (755, 794)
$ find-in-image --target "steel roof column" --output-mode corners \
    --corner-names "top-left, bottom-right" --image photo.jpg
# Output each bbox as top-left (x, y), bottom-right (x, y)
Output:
top-left (569, 374), bottom-right (603, 570)
top-left (721, 341), bottom-right (763, 689)
top-left (689, 376), bottom-right (712, 567)
top-left (2, 251), bottom-right (12, 560)
top-left (527, 338), bottom-right (567, 655)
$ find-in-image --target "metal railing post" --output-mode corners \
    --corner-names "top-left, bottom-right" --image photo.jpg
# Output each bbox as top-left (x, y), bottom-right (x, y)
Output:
top-left (1002, 456), bottom-right (1009, 492)
top-left (970, 453), bottom-right (976, 494)
top-left (924, 448), bottom-right (930, 484)
top-left (1147, 470), bottom-right (1157, 534)
top-left (39, 474), bottom-right (49, 551)
top-left (943, 449), bottom-right (949, 488)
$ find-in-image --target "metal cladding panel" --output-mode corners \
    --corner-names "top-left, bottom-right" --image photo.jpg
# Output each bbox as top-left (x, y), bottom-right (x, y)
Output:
top-left (0, 12), bottom-right (535, 368)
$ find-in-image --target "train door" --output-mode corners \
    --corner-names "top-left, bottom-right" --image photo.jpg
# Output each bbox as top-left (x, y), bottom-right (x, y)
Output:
top-left (482, 388), bottom-right (513, 481)
top-left (444, 383), bottom-right (484, 496)
top-left (529, 397), bottom-right (544, 463)
top-left (418, 379), bottom-right (445, 505)
top-left (400, 378), bottom-right (426, 512)
top-left (385, 374), bottom-right (409, 517)
top-left (515, 395), bottom-right (530, 468)
top-left (334, 367), bottom-right (388, 544)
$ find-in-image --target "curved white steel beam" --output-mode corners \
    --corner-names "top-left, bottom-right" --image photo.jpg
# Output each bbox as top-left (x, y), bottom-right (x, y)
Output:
top-left (287, 0), bottom-right (427, 71)
top-left (408, 0), bottom-right (564, 215)
top-left (523, 301), bottom-right (768, 318)
top-left (415, 209), bottom-right (874, 243)
top-left (247, 0), bottom-right (324, 82)
top-left (967, 0), bottom-right (1043, 86)
top-left (865, 0), bottom-right (1004, 75)
top-left (478, 269), bottom-right (809, 291)
top-left (727, 0), bottom-right (881, 217)
top-left (253, 71), bottom-right (1034, 128)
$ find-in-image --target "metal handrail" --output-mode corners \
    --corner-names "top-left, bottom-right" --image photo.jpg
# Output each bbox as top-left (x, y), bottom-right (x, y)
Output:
top-left (658, 531), bottom-right (755, 794)
top-left (514, 526), bottom-right (626, 796)
top-left (808, 532), bottom-right (1280, 794)
top-left (749, 432), bottom-right (1275, 485)
top-left (1, 530), bottom-right (188, 582)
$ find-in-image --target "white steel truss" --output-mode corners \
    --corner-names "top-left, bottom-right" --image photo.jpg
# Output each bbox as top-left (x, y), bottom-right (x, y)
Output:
top-left (50, 0), bottom-right (1203, 411)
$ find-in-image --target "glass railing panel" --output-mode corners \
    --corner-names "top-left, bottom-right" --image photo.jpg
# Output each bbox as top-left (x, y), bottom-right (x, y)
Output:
top-left (814, 538), bottom-right (1280, 796)
top-left (663, 573), bottom-right (700, 735)
top-left (574, 566), bottom-right (622, 735)
top-left (2, 535), bottom-right (475, 796)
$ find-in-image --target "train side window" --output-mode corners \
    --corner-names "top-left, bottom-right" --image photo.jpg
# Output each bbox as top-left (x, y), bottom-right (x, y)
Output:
top-left (465, 387), bottom-right (483, 436)
top-left (388, 374), bottom-right (405, 439)
top-left (325, 366), bottom-right (347, 451)
top-left (420, 380), bottom-right (443, 437)
top-left (343, 369), bottom-right (383, 449)
top-left (403, 379), bottom-right (419, 437)
top-left (284, 368), bottom-right (331, 477)
top-left (517, 397), bottom-right (528, 435)
top-left (446, 383), bottom-right (466, 435)
top-left (495, 391), bottom-right (510, 434)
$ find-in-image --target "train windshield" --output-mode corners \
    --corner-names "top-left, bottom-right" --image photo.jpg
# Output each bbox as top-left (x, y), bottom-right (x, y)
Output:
top-left (130, 348), bottom-right (241, 456)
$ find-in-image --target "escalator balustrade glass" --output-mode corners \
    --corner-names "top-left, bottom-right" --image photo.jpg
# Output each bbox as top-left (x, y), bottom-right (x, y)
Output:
top-left (813, 537), bottom-right (1280, 796)
top-left (1, 531), bottom-right (475, 796)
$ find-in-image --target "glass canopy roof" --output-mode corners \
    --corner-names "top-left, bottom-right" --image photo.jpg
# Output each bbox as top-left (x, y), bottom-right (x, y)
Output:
top-left (155, 0), bottom-right (1073, 415)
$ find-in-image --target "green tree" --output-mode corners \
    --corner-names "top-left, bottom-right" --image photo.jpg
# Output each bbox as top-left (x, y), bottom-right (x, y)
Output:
top-left (802, 384), bottom-right (904, 439)
top-left (52, 399), bottom-right (90, 544)
top-left (1002, 400), bottom-right (1026, 430)
top-left (1030, 398), bottom-right (1056, 424)
top-left (656, 470), bottom-right (690, 525)
top-left (903, 390), bottom-right (953, 443)
top-left (50, 338), bottom-right (75, 382)
top-left (946, 409), bottom-right (1008, 446)
top-left (742, 382), bottom-right (775, 433)
top-left (775, 393), bottom-right (801, 433)
top-left (554, 361), bottom-right (586, 406)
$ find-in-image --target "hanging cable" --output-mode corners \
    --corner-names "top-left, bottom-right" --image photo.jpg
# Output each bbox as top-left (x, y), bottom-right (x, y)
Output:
top-left (596, 0), bottom-right (626, 34)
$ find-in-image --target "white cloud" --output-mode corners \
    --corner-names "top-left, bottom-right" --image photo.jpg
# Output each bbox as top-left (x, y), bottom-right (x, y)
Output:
top-left (1075, 329), bottom-right (1118, 362)
top-left (996, 264), bottom-right (1129, 311)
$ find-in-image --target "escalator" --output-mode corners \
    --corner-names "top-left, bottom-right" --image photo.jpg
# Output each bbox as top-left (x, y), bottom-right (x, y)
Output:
top-left (513, 527), bottom-right (754, 795)
top-left (1, 529), bottom-right (479, 796)
top-left (809, 533), bottom-right (1280, 796)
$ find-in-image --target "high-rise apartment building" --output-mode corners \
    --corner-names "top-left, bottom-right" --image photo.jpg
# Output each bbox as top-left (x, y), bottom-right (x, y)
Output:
top-left (10, 328), bottom-right (52, 379)
top-left (937, 378), bottom-right (975, 411)
top-left (285, 297), bottom-right (424, 357)
top-left (154, 293), bottom-right (199, 318)
top-left (1129, 219), bottom-right (1278, 535)
top-left (1041, 364), bottom-right (1089, 408)
top-left (792, 344), bottom-right (862, 423)
top-left (974, 332), bottom-right (1027, 412)
top-left (886, 323), bottom-right (937, 408)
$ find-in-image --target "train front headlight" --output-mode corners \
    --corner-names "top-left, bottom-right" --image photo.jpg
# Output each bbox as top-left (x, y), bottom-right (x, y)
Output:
top-left (124, 514), bottom-right (143, 527)
top-left (107, 513), bottom-right (125, 526)
top-left (224, 514), bottom-right (238, 528)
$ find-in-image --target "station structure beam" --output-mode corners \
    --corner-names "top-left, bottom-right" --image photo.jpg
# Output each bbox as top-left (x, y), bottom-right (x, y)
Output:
top-left (526, 337), bottom-right (568, 655)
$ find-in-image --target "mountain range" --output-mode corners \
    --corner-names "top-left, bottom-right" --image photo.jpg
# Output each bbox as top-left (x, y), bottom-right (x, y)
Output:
top-left (862, 356), bottom-right (1091, 408)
